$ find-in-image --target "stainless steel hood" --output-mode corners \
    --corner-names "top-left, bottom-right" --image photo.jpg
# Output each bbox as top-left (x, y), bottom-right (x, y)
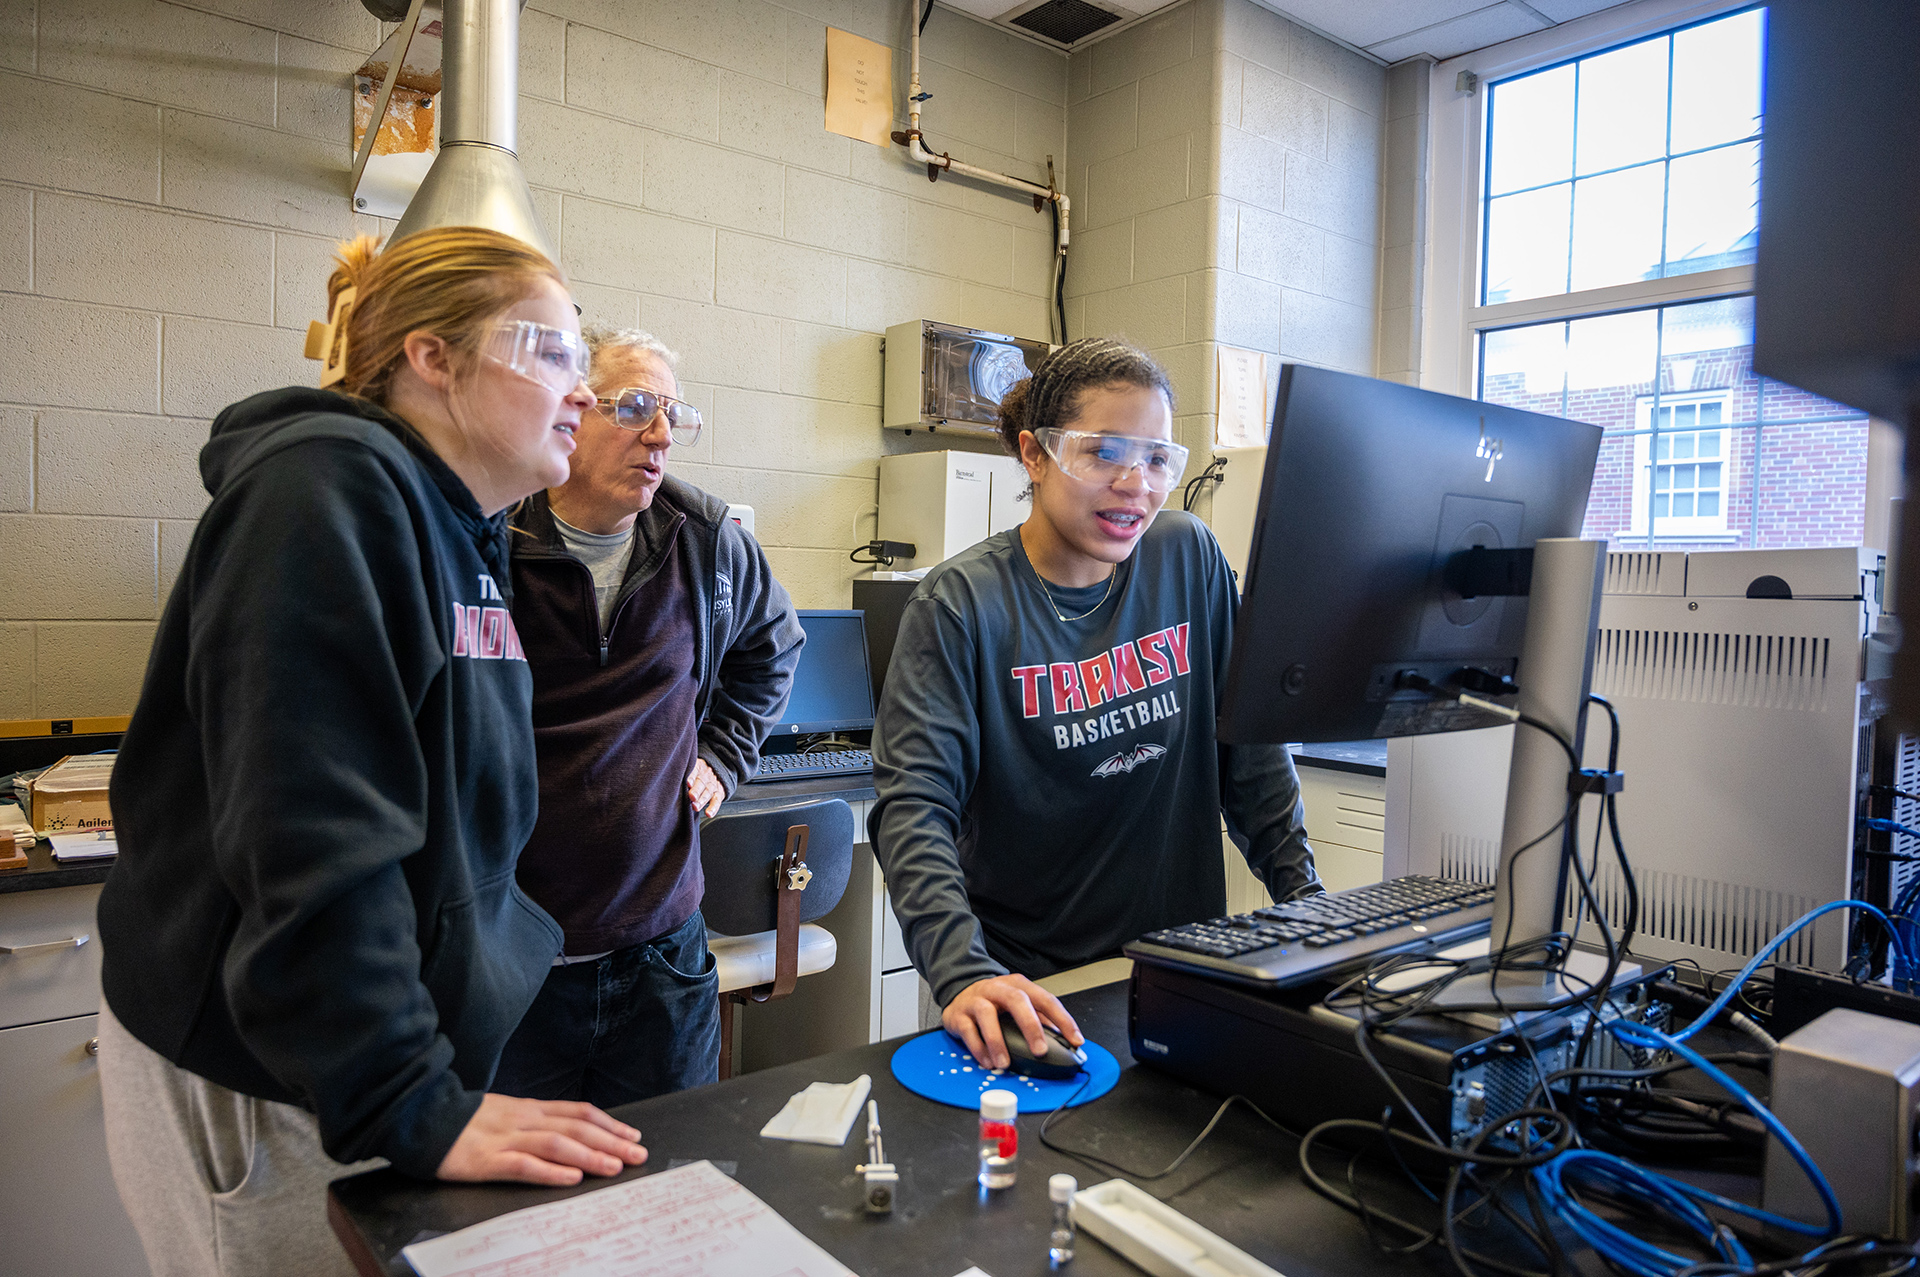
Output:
top-left (386, 0), bottom-right (557, 261)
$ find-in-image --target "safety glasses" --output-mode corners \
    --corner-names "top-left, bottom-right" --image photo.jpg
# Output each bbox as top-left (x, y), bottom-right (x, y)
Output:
top-left (595, 387), bottom-right (703, 447)
top-left (1035, 428), bottom-right (1189, 493)
top-left (486, 321), bottom-right (591, 395)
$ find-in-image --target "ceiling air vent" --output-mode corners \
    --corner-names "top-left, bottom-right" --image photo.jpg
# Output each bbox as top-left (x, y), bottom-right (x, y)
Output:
top-left (1010, 0), bottom-right (1123, 45)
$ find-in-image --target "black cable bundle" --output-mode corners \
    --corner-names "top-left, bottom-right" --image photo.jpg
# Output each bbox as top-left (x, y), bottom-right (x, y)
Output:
top-left (1181, 456), bottom-right (1229, 512)
top-left (1293, 699), bottom-right (1664, 1277)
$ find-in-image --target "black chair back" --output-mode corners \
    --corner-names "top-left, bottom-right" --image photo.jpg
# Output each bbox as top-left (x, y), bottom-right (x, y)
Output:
top-left (699, 798), bottom-right (854, 937)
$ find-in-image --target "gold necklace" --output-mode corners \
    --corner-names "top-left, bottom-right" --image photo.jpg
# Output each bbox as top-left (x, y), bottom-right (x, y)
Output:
top-left (1034, 562), bottom-right (1115, 623)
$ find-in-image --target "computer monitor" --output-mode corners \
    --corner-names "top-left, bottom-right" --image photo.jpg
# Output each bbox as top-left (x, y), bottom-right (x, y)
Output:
top-left (1219, 364), bottom-right (1602, 746)
top-left (775, 611), bottom-right (877, 736)
top-left (1219, 365), bottom-right (1606, 1007)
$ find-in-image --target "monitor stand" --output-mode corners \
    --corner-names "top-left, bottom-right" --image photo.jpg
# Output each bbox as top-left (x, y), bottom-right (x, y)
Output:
top-left (1425, 537), bottom-right (1632, 1013)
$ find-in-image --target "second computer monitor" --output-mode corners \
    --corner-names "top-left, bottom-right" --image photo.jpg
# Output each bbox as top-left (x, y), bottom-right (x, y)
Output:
top-left (1218, 364), bottom-right (1601, 745)
top-left (777, 610), bottom-right (877, 736)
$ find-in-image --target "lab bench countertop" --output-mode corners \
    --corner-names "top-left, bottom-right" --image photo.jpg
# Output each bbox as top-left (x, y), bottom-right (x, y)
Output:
top-left (0, 840), bottom-right (115, 895)
top-left (327, 980), bottom-right (1426, 1277)
top-left (1287, 740), bottom-right (1388, 776)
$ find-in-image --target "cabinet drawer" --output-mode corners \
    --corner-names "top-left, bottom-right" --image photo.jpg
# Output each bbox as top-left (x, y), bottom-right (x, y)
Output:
top-left (0, 883), bottom-right (105, 1028)
top-left (1314, 843), bottom-right (1385, 893)
top-left (0, 1013), bottom-right (151, 1275)
top-left (1297, 767), bottom-right (1387, 855)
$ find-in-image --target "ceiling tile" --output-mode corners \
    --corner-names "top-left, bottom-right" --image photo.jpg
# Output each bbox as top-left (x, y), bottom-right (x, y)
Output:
top-left (940, 0), bottom-right (1009, 19)
top-left (1525, 0), bottom-right (1637, 21)
top-left (1364, 2), bottom-right (1552, 62)
top-left (1253, 0), bottom-right (1493, 51)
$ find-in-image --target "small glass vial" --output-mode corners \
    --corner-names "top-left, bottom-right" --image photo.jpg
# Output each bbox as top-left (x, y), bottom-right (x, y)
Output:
top-left (978, 1089), bottom-right (1019, 1189)
top-left (1048, 1173), bottom-right (1077, 1265)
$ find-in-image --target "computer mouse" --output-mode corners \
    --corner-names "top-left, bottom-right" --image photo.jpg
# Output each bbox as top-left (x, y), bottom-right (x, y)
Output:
top-left (996, 1011), bottom-right (1088, 1080)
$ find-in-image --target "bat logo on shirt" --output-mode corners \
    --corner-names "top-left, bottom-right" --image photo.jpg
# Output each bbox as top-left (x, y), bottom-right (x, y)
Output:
top-left (1090, 743), bottom-right (1167, 777)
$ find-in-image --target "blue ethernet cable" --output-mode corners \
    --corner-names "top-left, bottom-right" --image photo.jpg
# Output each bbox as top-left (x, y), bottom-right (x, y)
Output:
top-left (1530, 1019), bottom-right (1842, 1276)
top-left (1865, 817), bottom-right (1920, 842)
top-left (1665, 899), bottom-right (1911, 1047)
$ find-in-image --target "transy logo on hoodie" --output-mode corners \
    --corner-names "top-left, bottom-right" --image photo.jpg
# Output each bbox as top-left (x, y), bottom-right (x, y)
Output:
top-left (450, 573), bottom-right (527, 662)
top-left (1009, 622), bottom-right (1190, 760)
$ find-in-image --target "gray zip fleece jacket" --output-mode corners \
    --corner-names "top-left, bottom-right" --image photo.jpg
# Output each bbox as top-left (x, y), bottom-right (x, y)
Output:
top-left (870, 511), bottom-right (1321, 1007)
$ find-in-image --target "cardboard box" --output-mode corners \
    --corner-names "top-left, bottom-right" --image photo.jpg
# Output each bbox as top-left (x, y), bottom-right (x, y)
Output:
top-left (29, 754), bottom-right (115, 836)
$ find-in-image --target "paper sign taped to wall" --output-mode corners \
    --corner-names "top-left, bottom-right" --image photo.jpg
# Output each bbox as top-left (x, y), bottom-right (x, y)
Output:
top-left (1216, 345), bottom-right (1270, 448)
top-left (825, 27), bottom-right (894, 147)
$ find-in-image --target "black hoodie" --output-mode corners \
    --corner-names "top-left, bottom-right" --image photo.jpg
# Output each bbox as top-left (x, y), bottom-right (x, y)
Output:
top-left (99, 387), bottom-right (562, 1178)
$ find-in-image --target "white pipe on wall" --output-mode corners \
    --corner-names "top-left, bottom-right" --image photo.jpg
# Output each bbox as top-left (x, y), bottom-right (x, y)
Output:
top-left (900, 10), bottom-right (1070, 335)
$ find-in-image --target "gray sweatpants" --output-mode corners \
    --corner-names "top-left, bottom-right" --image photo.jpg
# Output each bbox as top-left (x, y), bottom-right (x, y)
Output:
top-left (97, 1002), bottom-right (386, 1277)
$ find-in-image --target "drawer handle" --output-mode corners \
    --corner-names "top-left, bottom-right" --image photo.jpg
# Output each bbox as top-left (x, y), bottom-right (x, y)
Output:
top-left (0, 933), bottom-right (89, 956)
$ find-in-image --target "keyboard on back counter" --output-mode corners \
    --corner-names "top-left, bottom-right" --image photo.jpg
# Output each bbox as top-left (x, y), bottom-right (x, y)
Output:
top-left (1124, 875), bottom-right (1496, 989)
top-left (744, 748), bottom-right (874, 783)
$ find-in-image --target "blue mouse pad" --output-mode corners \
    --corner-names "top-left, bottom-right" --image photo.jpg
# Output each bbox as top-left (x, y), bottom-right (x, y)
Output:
top-left (889, 1029), bottom-right (1121, 1112)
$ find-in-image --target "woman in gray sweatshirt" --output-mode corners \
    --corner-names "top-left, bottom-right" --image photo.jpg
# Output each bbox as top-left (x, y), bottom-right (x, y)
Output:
top-left (869, 337), bottom-right (1322, 1071)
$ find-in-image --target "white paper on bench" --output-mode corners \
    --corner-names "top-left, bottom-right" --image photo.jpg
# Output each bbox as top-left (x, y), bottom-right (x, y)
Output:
top-left (399, 1159), bottom-right (856, 1277)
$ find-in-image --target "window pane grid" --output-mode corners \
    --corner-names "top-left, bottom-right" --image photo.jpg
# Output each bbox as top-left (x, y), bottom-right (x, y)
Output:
top-left (1480, 7), bottom-right (1764, 306)
top-left (1476, 293), bottom-right (1868, 552)
top-left (1487, 134), bottom-right (1762, 204)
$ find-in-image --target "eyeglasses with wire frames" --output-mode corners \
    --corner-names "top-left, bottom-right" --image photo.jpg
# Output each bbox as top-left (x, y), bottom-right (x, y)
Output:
top-left (595, 387), bottom-right (703, 446)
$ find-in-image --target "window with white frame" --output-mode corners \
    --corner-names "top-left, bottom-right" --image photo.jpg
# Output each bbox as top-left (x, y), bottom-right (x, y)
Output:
top-left (1426, 2), bottom-right (1872, 552)
top-left (1633, 392), bottom-right (1729, 536)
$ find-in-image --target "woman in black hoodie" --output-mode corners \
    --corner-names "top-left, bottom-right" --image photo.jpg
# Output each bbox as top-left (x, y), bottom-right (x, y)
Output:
top-left (96, 227), bottom-right (646, 1277)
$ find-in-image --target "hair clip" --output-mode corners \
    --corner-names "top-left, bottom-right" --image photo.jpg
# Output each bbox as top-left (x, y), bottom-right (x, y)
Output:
top-left (303, 286), bottom-right (356, 388)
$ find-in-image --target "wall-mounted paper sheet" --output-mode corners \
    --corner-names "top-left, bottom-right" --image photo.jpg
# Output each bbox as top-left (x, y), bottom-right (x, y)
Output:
top-left (400, 1160), bottom-right (855, 1277)
top-left (825, 27), bottom-right (894, 147)
top-left (1216, 346), bottom-right (1270, 449)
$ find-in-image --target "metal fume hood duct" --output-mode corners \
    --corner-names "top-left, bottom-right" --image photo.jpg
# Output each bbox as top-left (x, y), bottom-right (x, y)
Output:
top-left (364, 0), bottom-right (557, 261)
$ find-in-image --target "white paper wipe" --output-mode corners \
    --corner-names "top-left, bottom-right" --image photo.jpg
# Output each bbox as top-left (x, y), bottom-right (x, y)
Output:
top-left (759, 1073), bottom-right (871, 1146)
top-left (399, 1159), bottom-right (856, 1277)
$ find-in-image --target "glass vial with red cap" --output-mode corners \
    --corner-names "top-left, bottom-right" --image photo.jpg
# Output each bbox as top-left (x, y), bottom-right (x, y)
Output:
top-left (978, 1089), bottom-right (1018, 1189)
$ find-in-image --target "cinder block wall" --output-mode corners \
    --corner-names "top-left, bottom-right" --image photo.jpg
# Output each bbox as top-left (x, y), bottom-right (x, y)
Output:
top-left (0, 0), bottom-right (1068, 717)
top-left (1063, 0), bottom-right (1387, 472)
top-left (1213, 0), bottom-right (1384, 381)
top-left (1060, 1), bottom-right (1221, 460)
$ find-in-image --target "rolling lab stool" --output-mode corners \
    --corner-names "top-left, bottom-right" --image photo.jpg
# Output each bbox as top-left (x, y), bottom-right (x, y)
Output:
top-left (701, 798), bottom-right (854, 1079)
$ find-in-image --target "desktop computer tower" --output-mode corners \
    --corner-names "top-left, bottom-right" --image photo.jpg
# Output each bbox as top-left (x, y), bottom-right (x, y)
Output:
top-left (1385, 546), bottom-right (1885, 974)
top-left (1128, 960), bottom-right (1671, 1147)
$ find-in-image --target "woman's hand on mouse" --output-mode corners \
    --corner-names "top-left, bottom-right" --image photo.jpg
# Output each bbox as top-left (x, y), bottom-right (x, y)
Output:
top-left (943, 974), bottom-right (1083, 1070)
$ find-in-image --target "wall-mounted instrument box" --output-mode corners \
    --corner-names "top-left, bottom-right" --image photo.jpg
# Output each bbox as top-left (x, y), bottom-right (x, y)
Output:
top-left (877, 451), bottom-right (1029, 571)
top-left (882, 320), bottom-right (1053, 436)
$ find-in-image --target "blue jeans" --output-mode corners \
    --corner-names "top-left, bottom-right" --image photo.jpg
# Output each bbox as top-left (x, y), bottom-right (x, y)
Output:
top-left (492, 910), bottom-right (721, 1109)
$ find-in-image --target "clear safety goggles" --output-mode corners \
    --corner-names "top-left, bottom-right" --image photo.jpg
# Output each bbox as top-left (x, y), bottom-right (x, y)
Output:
top-left (595, 387), bottom-right (704, 447)
top-left (485, 320), bottom-right (592, 394)
top-left (1035, 428), bottom-right (1190, 493)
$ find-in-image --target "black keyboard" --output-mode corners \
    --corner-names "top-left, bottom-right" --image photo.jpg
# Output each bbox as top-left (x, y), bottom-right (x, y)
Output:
top-left (745, 749), bottom-right (874, 783)
top-left (1125, 875), bottom-right (1497, 988)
